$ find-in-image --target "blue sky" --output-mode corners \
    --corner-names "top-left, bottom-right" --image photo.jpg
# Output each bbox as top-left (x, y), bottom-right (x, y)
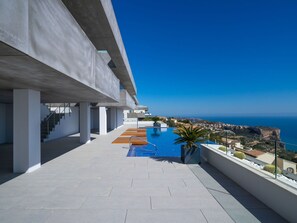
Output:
top-left (113, 0), bottom-right (297, 117)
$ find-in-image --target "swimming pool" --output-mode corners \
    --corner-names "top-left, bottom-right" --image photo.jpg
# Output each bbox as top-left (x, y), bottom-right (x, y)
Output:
top-left (127, 127), bottom-right (217, 157)
top-left (127, 127), bottom-right (181, 157)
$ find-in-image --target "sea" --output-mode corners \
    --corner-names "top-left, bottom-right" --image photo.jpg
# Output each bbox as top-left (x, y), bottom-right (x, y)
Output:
top-left (197, 116), bottom-right (297, 152)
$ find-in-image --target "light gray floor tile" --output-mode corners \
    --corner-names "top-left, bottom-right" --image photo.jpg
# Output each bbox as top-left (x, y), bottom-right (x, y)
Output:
top-left (126, 209), bottom-right (207, 223)
top-left (81, 196), bottom-right (150, 209)
top-left (0, 209), bottom-right (51, 223)
top-left (151, 196), bottom-right (221, 209)
top-left (132, 179), bottom-right (186, 188)
top-left (111, 187), bottom-right (170, 197)
top-left (45, 209), bottom-right (127, 223)
top-left (168, 186), bottom-right (212, 197)
top-left (201, 208), bottom-right (235, 223)
top-left (16, 195), bottom-right (86, 209)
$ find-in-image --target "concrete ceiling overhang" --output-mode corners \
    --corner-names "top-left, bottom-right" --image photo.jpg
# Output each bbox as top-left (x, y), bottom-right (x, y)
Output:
top-left (0, 0), bottom-right (121, 104)
top-left (96, 89), bottom-right (136, 110)
top-left (0, 43), bottom-right (118, 103)
top-left (62, 0), bottom-right (137, 96)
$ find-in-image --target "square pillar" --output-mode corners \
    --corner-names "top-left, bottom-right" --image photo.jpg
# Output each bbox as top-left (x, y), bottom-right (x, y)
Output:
top-left (116, 108), bottom-right (124, 128)
top-left (80, 102), bottom-right (90, 143)
top-left (13, 89), bottom-right (40, 173)
top-left (99, 107), bottom-right (107, 135)
top-left (110, 107), bottom-right (117, 130)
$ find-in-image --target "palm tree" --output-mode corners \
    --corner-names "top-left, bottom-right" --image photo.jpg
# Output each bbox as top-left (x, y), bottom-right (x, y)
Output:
top-left (174, 125), bottom-right (208, 147)
top-left (174, 125), bottom-right (209, 163)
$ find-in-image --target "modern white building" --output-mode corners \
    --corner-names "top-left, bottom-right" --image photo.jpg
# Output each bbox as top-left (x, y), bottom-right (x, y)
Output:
top-left (0, 0), bottom-right (137, 173)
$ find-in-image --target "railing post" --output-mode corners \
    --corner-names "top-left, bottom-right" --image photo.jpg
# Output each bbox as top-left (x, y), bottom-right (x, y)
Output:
top-left (226, 131), bottom-right (228, 155)
top-left (274, 140), bottom-right (277, 179)
top-left (64, 103), bottom-right (66, 119)
top-left (47, 120), bottom-right (49, 135)
top-left (69, 103), bottom-right (71, 117)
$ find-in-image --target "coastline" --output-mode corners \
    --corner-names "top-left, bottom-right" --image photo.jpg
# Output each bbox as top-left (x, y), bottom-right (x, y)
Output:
top-left (186, 116), bottom-right (297, 152)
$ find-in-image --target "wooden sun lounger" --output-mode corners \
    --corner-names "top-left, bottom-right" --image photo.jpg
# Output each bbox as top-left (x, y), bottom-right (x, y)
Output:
top-left (112, 137), bottom-right (148, 145)
top-left (126, 128), bottom-right (146, 132)
top-left (121, 132), bottom-right (146, 137)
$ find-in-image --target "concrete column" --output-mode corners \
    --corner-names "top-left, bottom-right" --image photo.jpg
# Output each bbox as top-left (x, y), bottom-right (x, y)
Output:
top-left (99, 107), bottom-right (107, 135)
top-left (116, 108), bottom-right (124, 128)
top-left (110, 107), bottom-right (117, 130)
top-left (80, 102), bottom-right (90, 143)
top-left (13, 89), bottom-right (41, 173)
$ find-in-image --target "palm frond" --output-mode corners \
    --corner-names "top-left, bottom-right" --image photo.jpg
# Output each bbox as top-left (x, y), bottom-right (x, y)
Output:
top-left (174, 125), bottom-right (209, 148)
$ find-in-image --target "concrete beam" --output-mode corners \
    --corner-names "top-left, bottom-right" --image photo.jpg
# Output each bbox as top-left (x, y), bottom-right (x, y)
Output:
top-left (97, 89), bottom-right (136, 109)
top-left (13, 89), bottom-right (40, 173)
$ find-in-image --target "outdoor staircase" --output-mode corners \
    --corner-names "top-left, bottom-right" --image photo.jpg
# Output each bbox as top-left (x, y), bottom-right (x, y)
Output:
top-left (40, 103), bottom-right (71, 142)
top-left (41, 113), bottom-right (64, 142)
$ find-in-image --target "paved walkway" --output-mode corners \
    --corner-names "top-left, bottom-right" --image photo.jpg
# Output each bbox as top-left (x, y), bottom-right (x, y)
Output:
top-left (0, 126), bottom-right (287, 222)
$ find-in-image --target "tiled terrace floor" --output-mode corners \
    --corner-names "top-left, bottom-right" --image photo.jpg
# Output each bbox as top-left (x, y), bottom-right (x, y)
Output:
top-left (0, 125), bottom-right (287, 222)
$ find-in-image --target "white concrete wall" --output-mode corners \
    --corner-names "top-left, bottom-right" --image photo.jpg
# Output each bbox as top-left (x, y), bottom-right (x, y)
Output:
top-left (106, 108), bottom-right (111, 131)
top-left (116, 108), bottom-right (124, 128)
top-left (45, 107), bottom-right (79, 141)
top-left (0, 104), bottom-right (6, 144)
top-left (110, 107), bottom-right (117, 130)
top-left (91, 107), bottom-right (99, 130)
top-left (0, 103), bottom-right (13, 144)
top-left (201, 144), bottom-right (297, 223)
top-left (99, 107), bottom-right (107, 135)
top-left (40, 104), bottom-right (50, 121)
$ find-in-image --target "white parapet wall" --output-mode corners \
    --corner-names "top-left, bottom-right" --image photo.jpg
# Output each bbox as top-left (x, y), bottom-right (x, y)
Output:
top-left (201, 144), bottom-right (297, 223)
top-left (123, 120), bottom-right (168, 128)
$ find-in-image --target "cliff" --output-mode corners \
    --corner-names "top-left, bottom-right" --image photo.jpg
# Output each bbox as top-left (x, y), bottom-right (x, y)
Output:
top-left (225, 126), bottom-right (281, 141)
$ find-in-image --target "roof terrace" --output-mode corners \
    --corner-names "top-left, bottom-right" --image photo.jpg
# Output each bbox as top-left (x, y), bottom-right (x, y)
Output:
top-left (0, 126), bottom-right (288, 222)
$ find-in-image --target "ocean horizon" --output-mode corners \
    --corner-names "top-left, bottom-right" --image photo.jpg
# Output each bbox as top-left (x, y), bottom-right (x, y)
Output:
top-left (191, 116), bottom-right (297, 152)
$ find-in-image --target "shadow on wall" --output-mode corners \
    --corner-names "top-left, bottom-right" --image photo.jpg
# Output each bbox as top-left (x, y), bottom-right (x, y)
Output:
top-left (0, 135), bottom-right (95, 185)
top-left (191, 162), bottom-right (287, 223)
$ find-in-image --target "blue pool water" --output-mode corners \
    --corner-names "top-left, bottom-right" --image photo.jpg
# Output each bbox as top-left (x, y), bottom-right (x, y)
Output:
top-left (127, 128), bottom-right (181, 157)
top-left (127, 127), bottom-right (216, 157)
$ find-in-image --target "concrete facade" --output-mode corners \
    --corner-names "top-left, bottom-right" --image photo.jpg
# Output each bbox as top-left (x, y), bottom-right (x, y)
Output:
top-left (0, 0), bottom-right (138, 172)
top-left (0, 0), bottom-right (120, 103)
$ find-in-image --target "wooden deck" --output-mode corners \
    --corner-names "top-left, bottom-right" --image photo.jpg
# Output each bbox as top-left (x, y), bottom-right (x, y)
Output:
top-left (112, 128), bottom-right (148, 145)
top-left (112, 137), bottom-right (148, 145)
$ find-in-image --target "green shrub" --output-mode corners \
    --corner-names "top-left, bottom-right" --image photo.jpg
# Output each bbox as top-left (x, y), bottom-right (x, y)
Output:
top-left (233, 151), bottom-right (246, 160)
top-left (263, 164), bottom-right (281, 174)
top-left (218, 146), bottom-right (226, 152)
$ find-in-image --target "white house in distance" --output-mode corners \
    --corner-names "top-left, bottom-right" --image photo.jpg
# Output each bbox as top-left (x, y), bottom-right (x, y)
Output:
top-left (0, 0), bottom-right (138, 173)
top-left (124, 105), bottom-right (151, 122)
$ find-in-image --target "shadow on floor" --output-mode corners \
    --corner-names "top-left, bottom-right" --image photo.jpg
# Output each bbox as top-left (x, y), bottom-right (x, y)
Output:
top-left (0, 135), bottom-right (95, 185)
top-left (150, 157), bottom-right (183, 164)
top-left (194, 161), bottom-right (288, 223)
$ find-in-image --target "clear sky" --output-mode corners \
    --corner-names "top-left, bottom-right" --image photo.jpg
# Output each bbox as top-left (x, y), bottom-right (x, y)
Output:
top-left (113, 0), bottom-right (297, 117)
